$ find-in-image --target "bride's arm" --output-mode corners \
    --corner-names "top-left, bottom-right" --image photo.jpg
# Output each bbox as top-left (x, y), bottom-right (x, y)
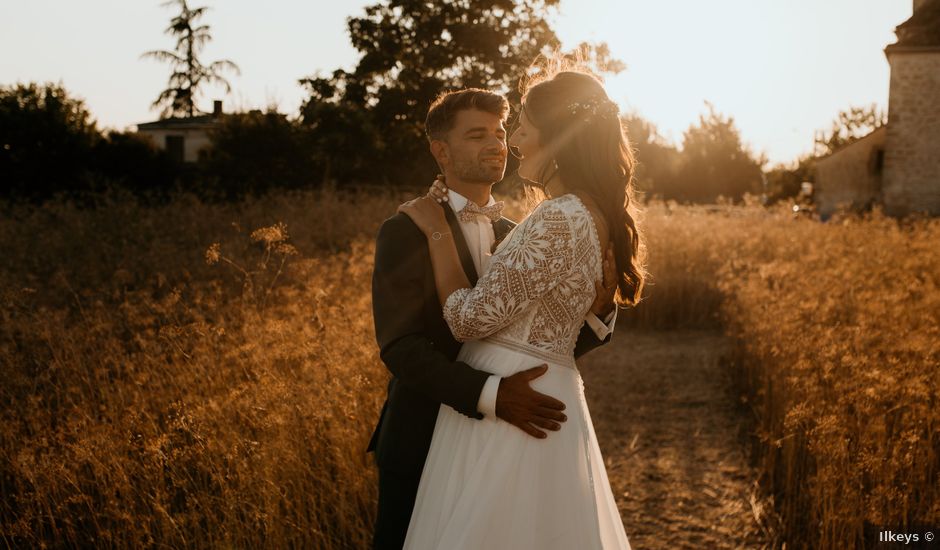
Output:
top-left (397, 196), bottom-right (471, 307)
top-left (399, 195), bottom-right (579, 342)
top-left (425, 230), bottom-right (472, 307)
top-left (444, 201), bottom-right (576, 341)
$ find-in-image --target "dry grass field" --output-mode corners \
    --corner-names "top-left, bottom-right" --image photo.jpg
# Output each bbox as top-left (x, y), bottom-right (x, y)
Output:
top-left (1, 188), bottom-right (937, 548)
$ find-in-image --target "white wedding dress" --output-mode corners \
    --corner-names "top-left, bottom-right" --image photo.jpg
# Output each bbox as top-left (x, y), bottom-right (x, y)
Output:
top-left (403, 194), bottom-right (632, 549)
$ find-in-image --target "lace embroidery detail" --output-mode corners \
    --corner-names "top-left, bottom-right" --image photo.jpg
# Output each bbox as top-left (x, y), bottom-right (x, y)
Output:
top-left (443, 194), bottom-right (603, 359)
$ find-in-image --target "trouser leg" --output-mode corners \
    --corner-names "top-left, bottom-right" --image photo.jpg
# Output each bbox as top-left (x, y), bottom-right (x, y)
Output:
top-left (372, 467), bottom-right (421, 550)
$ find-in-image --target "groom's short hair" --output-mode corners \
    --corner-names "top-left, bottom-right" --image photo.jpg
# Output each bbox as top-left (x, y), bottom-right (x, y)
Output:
top-left (425, 89), bottom-right (509, 142)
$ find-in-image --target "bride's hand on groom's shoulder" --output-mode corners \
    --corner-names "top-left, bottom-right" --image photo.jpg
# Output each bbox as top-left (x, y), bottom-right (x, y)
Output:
top-left (397, 174), bottom-right (451, 236)
top-left (398, 193), bottom-right (448, 237)
top-left (428, 174), bottom-right (449, 203)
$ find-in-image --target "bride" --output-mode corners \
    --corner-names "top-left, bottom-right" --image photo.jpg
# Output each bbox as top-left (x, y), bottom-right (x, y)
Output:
top-left (396, 68), bottom-right (645, 549)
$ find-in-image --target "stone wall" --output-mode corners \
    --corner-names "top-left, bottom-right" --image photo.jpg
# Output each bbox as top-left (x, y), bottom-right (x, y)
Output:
top-left (815, 127), bottom-right (886, 217)
top-left (883, 50), bottom-right (940, 216)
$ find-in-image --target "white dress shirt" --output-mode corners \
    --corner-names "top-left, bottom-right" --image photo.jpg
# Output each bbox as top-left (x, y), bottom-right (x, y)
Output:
top-left (444, 189), bottom-right (618, 418)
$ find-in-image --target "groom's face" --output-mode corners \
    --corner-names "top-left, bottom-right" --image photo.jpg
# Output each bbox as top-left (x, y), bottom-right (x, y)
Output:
top-left (437, 109), bottom-right (508, 184)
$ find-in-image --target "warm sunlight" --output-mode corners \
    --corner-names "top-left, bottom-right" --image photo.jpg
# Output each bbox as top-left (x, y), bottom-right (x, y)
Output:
top-left (552, 0), bottom-right (911, 164)
top-left (0, 0), bottom-right (912, 166)
top-left (2, 1), bottom-right (938, 548)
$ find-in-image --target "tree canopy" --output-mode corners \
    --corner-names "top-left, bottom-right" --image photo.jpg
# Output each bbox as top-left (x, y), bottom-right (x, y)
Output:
top-left (669, 102), bottom-right (765, 203)
top-left (0, 82), bottom-right (99, 197)
top-left (814, 103), bottom-right (887, 157)
top-left (0, 82), bottom-right (177, 201)
top-left (141, 0), bottom-right (240, 118)
top-left (298, 0), bottom-right (625, 186)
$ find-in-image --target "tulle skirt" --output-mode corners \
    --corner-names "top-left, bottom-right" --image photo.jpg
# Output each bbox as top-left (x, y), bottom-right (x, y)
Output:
top-left (403, 338), bottom-right (632, 549)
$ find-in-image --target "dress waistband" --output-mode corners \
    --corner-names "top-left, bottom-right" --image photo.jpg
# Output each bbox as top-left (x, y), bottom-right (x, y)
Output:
top-left (485, 336), bottom-right (577, 370)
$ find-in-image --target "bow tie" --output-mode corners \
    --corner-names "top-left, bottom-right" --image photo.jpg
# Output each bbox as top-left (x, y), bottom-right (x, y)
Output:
top-left (458, 200), bottom-right (505, 223)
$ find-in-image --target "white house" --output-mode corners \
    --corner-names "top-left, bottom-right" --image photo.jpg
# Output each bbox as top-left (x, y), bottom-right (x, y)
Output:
top-left (135, 100), bottom-right (225, 163)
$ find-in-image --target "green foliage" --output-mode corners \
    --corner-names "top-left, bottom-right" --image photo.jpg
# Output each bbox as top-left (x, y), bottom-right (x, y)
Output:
top-left (0, 82), bottom-right (100, 198)
top-left (668, 102), bottom-right (765, 203)
top-left (300, 88), bottom-right (381, 185)
top-left (621, 112), bottom-right (681, 198)
top-left (763, 154), bottom-right (816, 203)
top-left (90, 130), bottom-right (180, 199)
top-left (0, 82), bottom-right (182, 202)
top-left (200, 110), bottom-right (318, 198)
top-left (621, 104), bottom-right (764, 204)
top-left (298, 0), bottom-right (566, 186)
top-left (141, 0), bottom-right (240, 119)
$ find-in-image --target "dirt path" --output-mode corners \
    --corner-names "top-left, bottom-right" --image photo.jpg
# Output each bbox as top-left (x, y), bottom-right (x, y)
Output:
top-left (579, 329), bottom-right (772, 549)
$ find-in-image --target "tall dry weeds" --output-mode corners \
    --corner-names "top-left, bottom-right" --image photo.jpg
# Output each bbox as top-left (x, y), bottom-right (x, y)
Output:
top-left (0, 188), bottom-right (403, 548)
top-left (637, 200), bottom-right (938, 548)
top-left (715, 206), bottom-right (940, 548)
top-left (1, 189), bottom-right (937, 548)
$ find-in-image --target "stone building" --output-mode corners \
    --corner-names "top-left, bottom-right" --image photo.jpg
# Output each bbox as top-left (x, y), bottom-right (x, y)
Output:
top-left (135, 100), bottom-right (225, 163)
top-left (816, 0), bottom-right (940, 217)
top-left (815, 127), bottom-right (886, 215)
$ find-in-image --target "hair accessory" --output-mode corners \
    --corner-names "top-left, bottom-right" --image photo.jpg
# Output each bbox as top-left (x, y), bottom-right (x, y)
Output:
top-left (568, 98), bottom-right (619, 122)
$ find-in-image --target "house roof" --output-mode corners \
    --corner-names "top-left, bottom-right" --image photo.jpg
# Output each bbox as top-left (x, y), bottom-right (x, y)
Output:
top-left (887, 0), bottom-right (940, 51)
top-left (136, 114), bottom-right (223, 131)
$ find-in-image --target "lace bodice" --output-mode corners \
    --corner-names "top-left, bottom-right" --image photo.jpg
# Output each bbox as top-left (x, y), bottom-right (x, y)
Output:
top-left (443, 194), bottom-right (603, 365)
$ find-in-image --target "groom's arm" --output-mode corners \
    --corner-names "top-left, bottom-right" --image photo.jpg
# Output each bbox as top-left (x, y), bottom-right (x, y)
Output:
top-left (574, 314), bottom-right (616, 359)
top-left (575, 273), bottom-right (618, 359)
top-left (373, 214), bottom-right (490, 419)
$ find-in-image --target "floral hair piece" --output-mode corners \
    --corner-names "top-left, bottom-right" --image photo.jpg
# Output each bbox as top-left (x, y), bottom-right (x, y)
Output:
top-left (568, 98), bottom-right (620, 121)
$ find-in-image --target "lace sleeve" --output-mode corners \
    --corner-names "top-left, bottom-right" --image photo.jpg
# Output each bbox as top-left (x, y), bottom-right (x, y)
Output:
top-left (442, 200), bottom-right (579, 342)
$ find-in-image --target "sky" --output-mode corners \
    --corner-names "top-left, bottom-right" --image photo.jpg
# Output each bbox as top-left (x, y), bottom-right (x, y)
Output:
top-left (0, 0), bottom-right (913, 166)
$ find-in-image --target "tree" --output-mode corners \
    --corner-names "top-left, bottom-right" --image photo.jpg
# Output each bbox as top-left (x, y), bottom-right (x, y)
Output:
top-left (672, 102), bottom-right (765, 203)
top-left (298, 0), bottom-right (622, 186)
top-left (90, 130), bottom-right (178, 199)
top-left (300, 92), bottom-right (380, 185)
top-left (621, 111), bottom-right (680, 198)
top-left (141, 0), bottom-right (239, 118)
top-left (0, 82), bottom-right (100, 198)
top-left (0, 82), bottom-right (180, 201)
top-left (200, 110), bottom-right (317, 198)
top-left (763, 153), bottom-right (816, 203)
top-left (814, 103), bottom-right (887, 156)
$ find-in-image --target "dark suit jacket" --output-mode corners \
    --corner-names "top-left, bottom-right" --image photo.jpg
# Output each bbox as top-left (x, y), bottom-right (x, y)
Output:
top-left (367, 203), bottom-right (612, 477)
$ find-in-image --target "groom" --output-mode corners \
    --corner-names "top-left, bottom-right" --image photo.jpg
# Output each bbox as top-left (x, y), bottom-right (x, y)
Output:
top-left (368, 88), bottom-right (619, 549)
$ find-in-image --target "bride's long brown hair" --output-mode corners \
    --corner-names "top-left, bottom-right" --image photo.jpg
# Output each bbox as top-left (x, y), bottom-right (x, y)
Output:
top-left (518, 67), bottom-right (647, 307)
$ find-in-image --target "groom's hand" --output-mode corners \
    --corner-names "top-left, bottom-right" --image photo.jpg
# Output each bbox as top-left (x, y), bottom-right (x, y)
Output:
top-left (495, 365), bottom-right (567, 439)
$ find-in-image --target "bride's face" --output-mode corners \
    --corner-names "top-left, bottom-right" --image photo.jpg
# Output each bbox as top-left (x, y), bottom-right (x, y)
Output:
top-left (509, 110), bottom-right (549, 183)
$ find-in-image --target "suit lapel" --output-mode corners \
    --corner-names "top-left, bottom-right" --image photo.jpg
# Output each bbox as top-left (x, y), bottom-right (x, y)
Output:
top-left (493, 217), bottom-right (515, 243)
top-left (491, 217), bottom-right (516, 254)
top-left (443, 205), bottom-right (479, 285)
